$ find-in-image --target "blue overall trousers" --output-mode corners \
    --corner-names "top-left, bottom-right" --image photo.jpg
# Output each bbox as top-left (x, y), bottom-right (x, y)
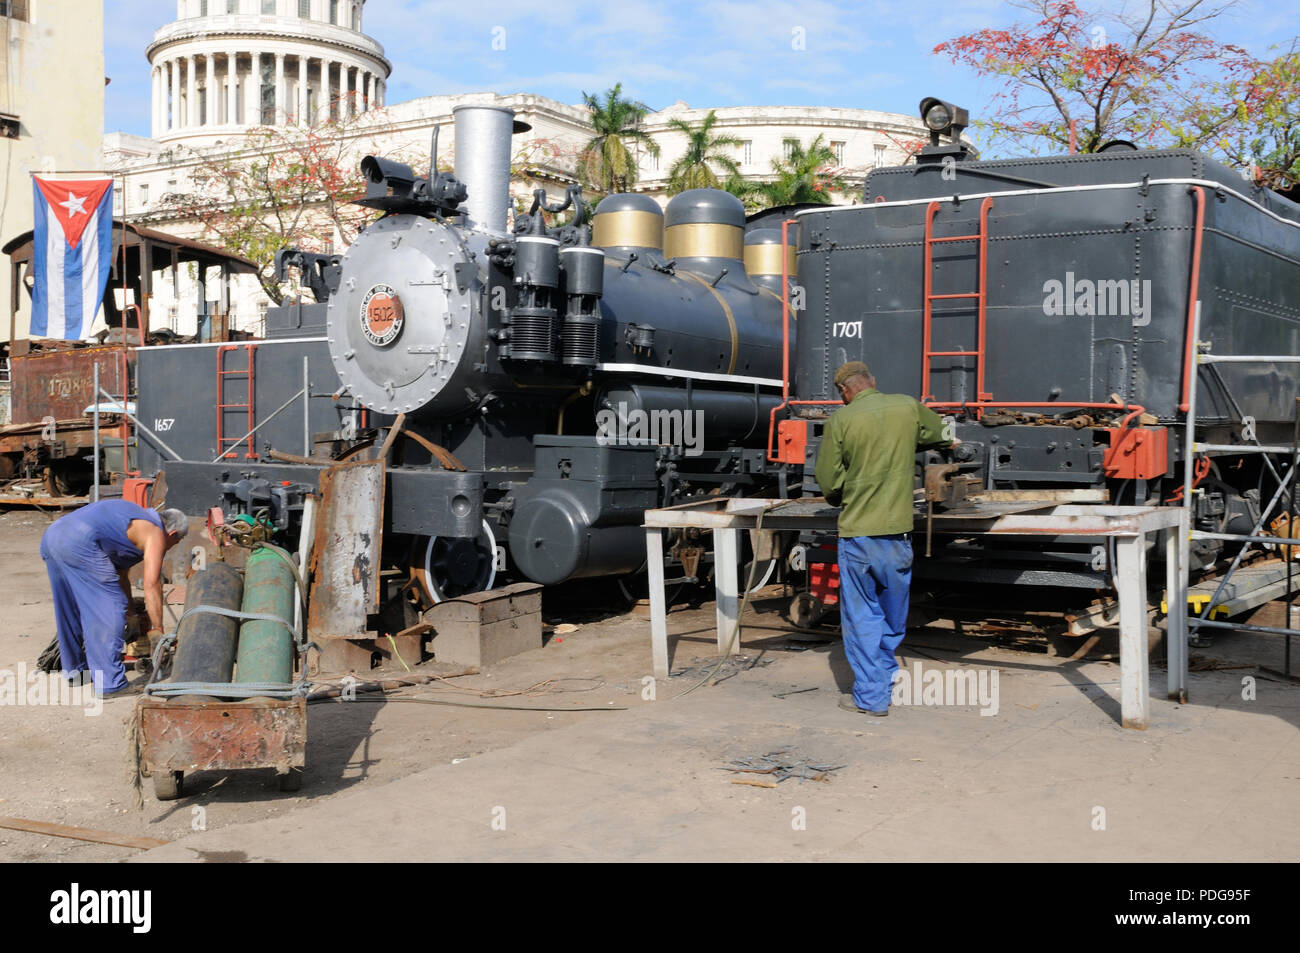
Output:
top-left (40, 501), bottom-right (161, 693)
top-left (837, 534), bottom-right (913, 712)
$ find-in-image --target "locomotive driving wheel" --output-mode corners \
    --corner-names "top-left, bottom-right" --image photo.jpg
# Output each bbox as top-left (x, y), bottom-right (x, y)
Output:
top-left (409, 519), bottom-right (498, 604)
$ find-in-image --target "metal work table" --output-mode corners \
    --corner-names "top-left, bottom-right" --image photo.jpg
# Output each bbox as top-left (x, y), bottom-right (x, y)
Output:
top-left (642, 499), bottom-right (1188, 730)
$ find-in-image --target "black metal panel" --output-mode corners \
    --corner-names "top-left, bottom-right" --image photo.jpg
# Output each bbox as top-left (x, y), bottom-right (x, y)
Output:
top-left (265, 300), bottom-right (329, 339)
top-left (797, 151), bottom-right (1300, 431)
top-left (865, 149), bottom-right (1295, 219)
top-left (160, 461), bottom-right (324, 515)
top-left (596, 258), bottom-right (784, 380)
top-left (507, 436), bottom-right (660, 584)
top-left (136, 338), bottom-right (359, 475)
top-left (388, 468), bottom-right (484, 537)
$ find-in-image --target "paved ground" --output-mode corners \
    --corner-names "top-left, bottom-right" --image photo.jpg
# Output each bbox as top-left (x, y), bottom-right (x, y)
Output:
top-left (2, 510), bottom-right (1297, 862)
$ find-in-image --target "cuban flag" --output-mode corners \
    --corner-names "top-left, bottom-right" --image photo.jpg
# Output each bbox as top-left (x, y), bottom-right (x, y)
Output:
top-left (31, 176), bottom-right (114, 339)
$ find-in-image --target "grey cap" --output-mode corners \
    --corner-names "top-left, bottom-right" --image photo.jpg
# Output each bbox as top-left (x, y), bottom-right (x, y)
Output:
top-left (664, 189), bottom-right (746, 229)
top-left (833, 361), bottom-right (872, 388)
top-left (744, 227), bottom-right (787, 246)
top-left (594, 193), bottom-right (663, 216)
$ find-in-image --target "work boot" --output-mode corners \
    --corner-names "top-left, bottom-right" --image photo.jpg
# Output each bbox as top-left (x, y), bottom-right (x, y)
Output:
top-left (839, 694), bottom-right (888, 716)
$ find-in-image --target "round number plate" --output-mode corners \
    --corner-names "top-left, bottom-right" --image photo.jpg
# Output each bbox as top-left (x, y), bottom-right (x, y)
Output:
top-left (360, 284), bottom-right (404, 346)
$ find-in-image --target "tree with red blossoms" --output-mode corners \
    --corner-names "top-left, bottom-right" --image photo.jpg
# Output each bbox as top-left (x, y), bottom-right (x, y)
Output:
top-left (166, 107), bottom-right (407, 303)
top-left (934, 0), bottom-right (1254, 155)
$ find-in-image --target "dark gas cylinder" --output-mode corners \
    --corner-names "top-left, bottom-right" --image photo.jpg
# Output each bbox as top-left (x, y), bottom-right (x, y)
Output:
top-left (170, 561), bottom-right (243, 687)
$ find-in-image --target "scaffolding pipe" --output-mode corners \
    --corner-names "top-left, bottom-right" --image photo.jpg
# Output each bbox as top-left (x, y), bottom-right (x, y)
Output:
top-left (1192, 530), bottom-right (1300, 546)
top-left (1194, 443), bottom-right (1300, 455)
top-left (1191, 618), bottom-right (1300, 638)
top-left (302, 356), bottom-right (311, 458)
top-left (1188, 459), bottom-right (1298, 621)
top-left (1178, 336), bottom-right (1300, 672)
top-left (1200, 355), bottom-right (1300, 364)
top-left (1175, 301), bottom-right (1201, 677)
top-left (1288, 398), bottom-right (1298, 674)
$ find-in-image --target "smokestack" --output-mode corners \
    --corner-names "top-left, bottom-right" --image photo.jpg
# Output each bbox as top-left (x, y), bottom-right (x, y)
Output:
top-left (453, 104), bottom-right (515, 235)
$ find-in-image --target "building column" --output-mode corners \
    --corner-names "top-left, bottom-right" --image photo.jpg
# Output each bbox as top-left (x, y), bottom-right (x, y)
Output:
top-left (377, 78), bottom-right (384, 107)
top-left (205, 54), bottom-right (216, 127)
top-left (227, 51), bottom-right (239, 126)
top-left (362, 71), bottom-right (372, 112)
top-left (297, 55), bottom-right (309, 125)
top-left (248, 51), bottom-right (262, 125)
top-left (169, 58), bottom-right (179, 130)
top-left (186, 54), bottom-right (198, 127)
top-left (151, 67), bottom-right (160, 138)
top-left (340, 64), bottom-right (351, 119)
top-left (320, 59), bottom-right (331, 122)
top-left (274, 52), bottom-right (285, 123)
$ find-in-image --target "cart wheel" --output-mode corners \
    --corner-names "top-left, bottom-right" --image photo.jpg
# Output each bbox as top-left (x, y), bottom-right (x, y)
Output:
top-left (153, 771), bottom-right (183, 801)
top-left (278, 767), bottom-right (302, 792)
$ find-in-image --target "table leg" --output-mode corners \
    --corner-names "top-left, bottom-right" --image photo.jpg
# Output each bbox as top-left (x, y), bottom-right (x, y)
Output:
top-left (1115, 533), bottom-right (1150, 729)
top-left (1165, 520), bottom-right (1188, 703)
top-left (646, 527), bottom-right (668, 678)
top-left (714, 528), bottom-right (740, 656)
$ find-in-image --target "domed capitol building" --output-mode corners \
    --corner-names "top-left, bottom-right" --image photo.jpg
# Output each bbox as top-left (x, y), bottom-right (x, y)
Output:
top-left (103, 0), bottom-right (934, 335)
top-left (146, 0), bottom-right (390, 145)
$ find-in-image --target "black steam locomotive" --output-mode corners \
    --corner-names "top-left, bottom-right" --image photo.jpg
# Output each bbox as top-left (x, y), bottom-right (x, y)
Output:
top-left (140, 104), bottom-right (796, 602)
top-left (138, 94), bottom-right (1300, 627)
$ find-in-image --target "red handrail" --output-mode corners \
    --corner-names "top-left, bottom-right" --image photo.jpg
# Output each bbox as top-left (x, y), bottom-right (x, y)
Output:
top-left (765, 218), bottom-right (847, 462)
top-left (921, 202), bottom-right (937, 399)
top-left (975, 197), bottom-right (992, 404)
top-left (766, 217), bottom-right (800, 462)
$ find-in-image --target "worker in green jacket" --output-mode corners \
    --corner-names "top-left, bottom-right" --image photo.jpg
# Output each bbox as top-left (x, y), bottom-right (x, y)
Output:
top-left (815, 361), bottom-right (953, 715)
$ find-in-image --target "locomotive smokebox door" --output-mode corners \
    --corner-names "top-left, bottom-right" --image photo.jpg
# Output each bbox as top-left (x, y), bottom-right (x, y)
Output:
top-left (328, 214), bottom-right (481, 418)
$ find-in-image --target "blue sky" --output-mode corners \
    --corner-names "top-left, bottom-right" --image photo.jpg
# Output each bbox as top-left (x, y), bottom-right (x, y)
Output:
top-left (106, 0), bottom-right (1296, 150)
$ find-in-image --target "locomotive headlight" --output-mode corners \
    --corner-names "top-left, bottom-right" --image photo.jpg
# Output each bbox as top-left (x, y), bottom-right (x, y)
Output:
top-left (923, 102), bottom-right (951, 131)
top-left (919, 97), bottom-right (969, 147)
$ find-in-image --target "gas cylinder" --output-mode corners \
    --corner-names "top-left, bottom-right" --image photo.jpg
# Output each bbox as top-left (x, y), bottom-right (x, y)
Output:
top-left (170, 562), bottom-right (243, 687)
top-left (234, 545), bottom-right (297, 688)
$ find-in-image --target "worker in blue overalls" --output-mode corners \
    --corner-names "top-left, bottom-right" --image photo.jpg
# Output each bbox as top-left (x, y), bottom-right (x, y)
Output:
top-left (40, 501), bottom-right (188, 695)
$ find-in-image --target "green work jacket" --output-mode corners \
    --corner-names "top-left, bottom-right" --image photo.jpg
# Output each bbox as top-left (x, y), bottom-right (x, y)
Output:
top-left (814, 388), bottom-right (951, 537)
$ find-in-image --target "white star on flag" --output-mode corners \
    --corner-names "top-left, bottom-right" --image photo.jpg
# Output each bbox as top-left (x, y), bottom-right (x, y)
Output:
top-left (59, 193), bottom-right (88, 217)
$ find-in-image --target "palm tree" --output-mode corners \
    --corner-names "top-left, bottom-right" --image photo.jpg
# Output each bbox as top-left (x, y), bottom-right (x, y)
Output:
top-left (748, 135), bottom-right (847, 208)
top-left (665, 110), bottom-right (744, 194)
top-left (578, 83), bottom-right (659, 195)
top-left (721, 172), bottom-right (763, 210)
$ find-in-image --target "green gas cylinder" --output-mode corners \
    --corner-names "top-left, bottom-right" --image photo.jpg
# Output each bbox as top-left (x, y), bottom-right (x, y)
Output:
top-left (234, 545), bottom-right (297, 687)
